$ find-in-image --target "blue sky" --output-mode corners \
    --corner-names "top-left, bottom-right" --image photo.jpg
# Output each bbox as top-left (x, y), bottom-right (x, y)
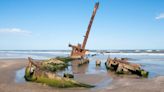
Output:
top-left (0, 0), bottom-right (164, 50)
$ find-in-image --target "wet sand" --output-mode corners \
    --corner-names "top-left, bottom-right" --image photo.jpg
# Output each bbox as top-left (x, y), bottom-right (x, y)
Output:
top-left (0, 59), bottom-right (164, 92)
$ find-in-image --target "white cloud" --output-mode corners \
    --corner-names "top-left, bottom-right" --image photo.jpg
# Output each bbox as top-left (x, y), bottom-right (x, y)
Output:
top-left (156, 13), bottom-right (164, 20)
top-left (0, 28), bottom-right (31, 34)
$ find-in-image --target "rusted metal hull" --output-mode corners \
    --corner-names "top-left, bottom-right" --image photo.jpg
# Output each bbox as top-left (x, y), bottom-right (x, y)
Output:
top-left (69, 44), bottom-right (87, 59)
top-left (69, 2), bottom-right (99, 59)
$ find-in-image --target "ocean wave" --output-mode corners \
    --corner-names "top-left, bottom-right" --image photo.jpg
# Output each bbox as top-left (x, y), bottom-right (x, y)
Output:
top-left (103, 53), bottom-right (164, 56)
top-left (1, 50), bottom-right (164, 59)
top-left (0, 51), bottom-right (69, 54)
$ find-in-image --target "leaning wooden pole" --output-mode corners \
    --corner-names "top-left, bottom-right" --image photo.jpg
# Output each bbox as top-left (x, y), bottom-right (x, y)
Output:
top-left (82, 2), bottom-right (99, 49)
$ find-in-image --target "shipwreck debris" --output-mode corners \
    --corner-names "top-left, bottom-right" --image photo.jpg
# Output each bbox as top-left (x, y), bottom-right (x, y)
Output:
top-left (24, 57), bottom-right (94, 88)
top-left (42, 58), bottom-right (68, 72)
top-left (63, 73), bottom-right (74, 78)
top-left (78, 58), bottom-right (89, 66)
top-left (56, 56), bottom-right (74, 63)
top-left (105, 57), bottom-right (149, 77)
top-left (96, 59), bottom-right (101, 66)
top-left (69, 2), bottom-right (99, 59)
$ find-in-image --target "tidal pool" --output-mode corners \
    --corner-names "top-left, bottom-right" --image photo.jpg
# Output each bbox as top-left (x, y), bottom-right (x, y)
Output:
top-left (15, 67), bottom-right (26, 83)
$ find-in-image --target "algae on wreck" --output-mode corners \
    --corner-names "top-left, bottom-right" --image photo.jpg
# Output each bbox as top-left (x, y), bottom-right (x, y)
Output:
top-left (35, 76), bottom-right (94, 88)
top-left (24, 57), bottom-right (95, 88)
top-left (105, 58), bottom-right (149, 77)
top-left (24, 67), bottom-right (94, 88)
top-left (56, 57), bottom-right (74, 63)
top-left (24, 67), bottom-right (37, 81)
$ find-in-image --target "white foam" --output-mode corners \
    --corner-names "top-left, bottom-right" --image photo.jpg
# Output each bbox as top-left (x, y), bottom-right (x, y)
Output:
top-left (103, 53), bottom-right (164, 56)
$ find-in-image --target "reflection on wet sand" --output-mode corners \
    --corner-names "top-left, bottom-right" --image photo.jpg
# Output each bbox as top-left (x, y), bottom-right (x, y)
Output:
top-left (71, 60), bottom-right (89, 74)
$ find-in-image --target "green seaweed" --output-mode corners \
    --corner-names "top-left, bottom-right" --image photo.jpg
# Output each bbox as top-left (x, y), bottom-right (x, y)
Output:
top-left (24, 67), bottom-right (94, 88)
top-left (56, 57), bottom-right (74, 63)
top-left (36, 76), bottom-right (94, 88)
top-left (24, 67), bottom-right (37, 81)
top-left (41, 63), bottom-right (67, 72)
top-left (116, 70), bottom-right (124, 74)
top-left (140, 70), bottom-right (149, 77)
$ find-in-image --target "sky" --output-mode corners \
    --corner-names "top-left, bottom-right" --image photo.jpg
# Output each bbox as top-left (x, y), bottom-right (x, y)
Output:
top-left (0, 0), bottom-right (164, 50)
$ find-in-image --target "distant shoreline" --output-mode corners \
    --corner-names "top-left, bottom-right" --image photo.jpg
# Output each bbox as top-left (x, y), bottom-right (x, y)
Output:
top-left (1, 49), bottom-right (164, 53)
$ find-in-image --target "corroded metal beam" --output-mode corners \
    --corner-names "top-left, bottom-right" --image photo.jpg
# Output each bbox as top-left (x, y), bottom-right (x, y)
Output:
top-left (69, 2), bottom-right (99, 59)
top-left (82, 2), bottom-right (99, 49)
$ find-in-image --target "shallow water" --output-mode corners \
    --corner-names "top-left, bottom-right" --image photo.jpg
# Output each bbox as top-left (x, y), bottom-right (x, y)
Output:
top-left (15, 68), bottom-right (26, 83)
top-left (14, 51), bottom-right (164, 85)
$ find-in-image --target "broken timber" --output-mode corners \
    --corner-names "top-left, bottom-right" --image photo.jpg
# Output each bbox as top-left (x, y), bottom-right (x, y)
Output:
top-left (25, 57), bottom-right (94, 88)
top-left (105, 58), bottom-right (149, 77)
top-left (69, 2), bottom-right (99, 59)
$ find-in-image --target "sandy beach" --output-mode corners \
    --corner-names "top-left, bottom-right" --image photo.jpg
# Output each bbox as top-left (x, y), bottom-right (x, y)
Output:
top-left (0, 58), bottom-right (164, 92)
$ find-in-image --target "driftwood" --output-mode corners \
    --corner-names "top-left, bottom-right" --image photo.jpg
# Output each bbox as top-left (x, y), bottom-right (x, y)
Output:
top-left (105, 58), bottom-right (148, 77)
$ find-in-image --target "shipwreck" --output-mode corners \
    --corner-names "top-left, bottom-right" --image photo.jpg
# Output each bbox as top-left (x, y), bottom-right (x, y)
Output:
top-left (24, 2), bottom-right (100, 88)
top-left (69, 2), bottom-right (99, 59)
top-left (24, 1), bottom-right (149, 89)
top-left (24, 57), bottom-right (94, 88)
top-left (105, 57), bottom-right (149, 77)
